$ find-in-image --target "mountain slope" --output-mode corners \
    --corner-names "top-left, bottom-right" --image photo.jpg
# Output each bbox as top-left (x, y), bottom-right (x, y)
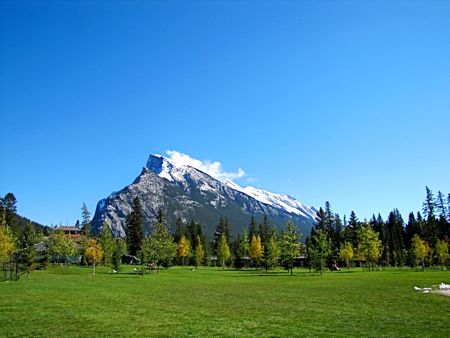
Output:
top-left (91, 154), bottom-right (317, 239)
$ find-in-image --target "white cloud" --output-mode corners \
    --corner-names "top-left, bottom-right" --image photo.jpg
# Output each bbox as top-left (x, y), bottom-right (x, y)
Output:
top-left (166, 150), bottom-right (246, 182)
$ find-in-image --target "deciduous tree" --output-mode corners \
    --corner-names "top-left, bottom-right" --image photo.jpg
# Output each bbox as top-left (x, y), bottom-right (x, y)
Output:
top-left (195, 235), bottom-right (204, 267)
top-left (86, 239), bottom-right (103, 275)
top-left (435, 239), bottom-right (448, 269)
top-left (178, 235), bottom-right (190, 265)
top-left (217, 233), bottom-right (230, 269)
top-left (339, 242), bottom-right (354, 269)
top-left (411, 234), bottom-right (430, 269)
top-left (357, 225), bottom-right (382, 271)
top-left (249, 234), bottom-right (264, 267)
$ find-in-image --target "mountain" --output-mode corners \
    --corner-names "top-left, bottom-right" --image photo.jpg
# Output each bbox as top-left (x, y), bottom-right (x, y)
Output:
top-left (91, 154), bottom-right (318, 239)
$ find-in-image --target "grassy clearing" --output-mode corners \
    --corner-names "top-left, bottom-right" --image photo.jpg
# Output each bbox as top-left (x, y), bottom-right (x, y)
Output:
top-left (1, 266), bottom-right (449, 337)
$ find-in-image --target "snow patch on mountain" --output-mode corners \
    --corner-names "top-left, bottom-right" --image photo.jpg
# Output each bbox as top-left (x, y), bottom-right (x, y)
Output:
top-left (146, 154), bottom-right (317, 220)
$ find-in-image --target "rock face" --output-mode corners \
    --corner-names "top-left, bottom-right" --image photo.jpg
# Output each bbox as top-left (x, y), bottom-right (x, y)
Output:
top-left (91, 154), bottom-right (317, 238)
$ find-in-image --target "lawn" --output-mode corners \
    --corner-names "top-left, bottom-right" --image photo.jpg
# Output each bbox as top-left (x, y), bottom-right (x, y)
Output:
top-left (1, 266), bottom-right (449, 337)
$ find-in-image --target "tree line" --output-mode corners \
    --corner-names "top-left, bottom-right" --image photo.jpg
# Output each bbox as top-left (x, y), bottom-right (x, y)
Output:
top-left (1, 187), bottom-right (449, 279)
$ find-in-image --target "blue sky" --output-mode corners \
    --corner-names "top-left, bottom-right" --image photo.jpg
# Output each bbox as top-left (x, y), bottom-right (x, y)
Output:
top-left (1, 1), bottom-right (449, 227)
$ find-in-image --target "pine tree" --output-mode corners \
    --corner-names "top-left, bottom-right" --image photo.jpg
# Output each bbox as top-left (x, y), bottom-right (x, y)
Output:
top-left (323, 201), bottom-right (334, 236)
top-left (385, 209), bottom-right (405, 266)
top-left (249, 216), bottom-right (258, 240)
top-left (99, 223), bottom-right (115, 266)
top-left (125, 197), bottom-right (144, 256)
top-left (423, 186), bottom-right (436, 221)
top-left (265, 232), bottom-right (280, 271)
top-left (173, 217), bottom-right (185, 243)
top-left (1, 193), bottom-right (18, 237)
top-left (436, 191), bottom-right (448, 220)
top-left (343, 211), bottom-right (359, 248)
top-left (21, 221), bottom-right (37, 271)
top-left (81, 203), bottom-right (91, 236)
top-left (111, 239), bottom-right (126, 272)
top-left (309, 229), bottom-right (331, 275)
top-left (140, 219), bottom-right (176, 274)
top-left (259, 214), bottom-right (270, 245)
top-left (279, 221), bottom-right (301, 276)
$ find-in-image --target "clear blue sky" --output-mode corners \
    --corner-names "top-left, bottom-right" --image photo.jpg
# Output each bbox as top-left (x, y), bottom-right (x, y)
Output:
top-left (1, 1), bottom-right (449, 227)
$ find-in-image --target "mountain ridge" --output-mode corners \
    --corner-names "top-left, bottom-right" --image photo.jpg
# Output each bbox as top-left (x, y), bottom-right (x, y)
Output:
top-left (91, 154), bottom-right (317, 239)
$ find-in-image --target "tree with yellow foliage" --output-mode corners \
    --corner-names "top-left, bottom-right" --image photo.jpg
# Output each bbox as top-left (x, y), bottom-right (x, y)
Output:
top-left (217, 233), bottom-right (230, 269)
top-left (249, 234), bottom-right (264, 267)
top-left (357, 225), bottom-right (382, 272)
top-left (178, 235), bottom-right (190, 266)
top-left (86, 240), bottom-right (104, 275)
top-left (435, 239), bottom-right (449, 270)
top-left (339, 242), bottom-right (354, 269)
top-left (0, 225), bottom-right (16, 262)
top-left (411, 234), bottom-right (431, 269)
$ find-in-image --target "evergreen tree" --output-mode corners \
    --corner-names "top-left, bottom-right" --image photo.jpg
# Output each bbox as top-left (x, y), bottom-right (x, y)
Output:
top-left (173, 217), bottom-right (185, 243)
top-left (248, 216), bottom-right (258, 241)
top-left (99, 223), bottom-right (115, 266)
top-left (422, 186), bottom-right (436, 221)
top-left (323, 201), bottom-right (334, 237)
top-left (279, 221), bottom-right (301, 276)
top-left (20, 221), bottom-right (37, 271)
top-left (258, 214), bottom-right (270, 245)
top-left (1, 193), bottom-right (18, 237)
top-left (265, 232), bottom-right (280, 271)
top-left (436, 191), bottom-right (448, 220)
top-left (111, 239), bottom-right (126, 272)
top-left (214, 217), bottom-right (230, 254)
top-left (331, 213), bottom-right (343, 260)
top-left (81, 203), bottom-right (91, 236)
top-left (140, 219), bottom-right (176, 274)
top-left (405, 212), bottom-right (418, 247)
top-left (125, 197), bottom-right (144, 256)
top-left (343, 211), bottom-right (359, 248)
top-left (309, 229), bottom-right (331, 275)
top-left (385, 209), bottom-right (405, 266)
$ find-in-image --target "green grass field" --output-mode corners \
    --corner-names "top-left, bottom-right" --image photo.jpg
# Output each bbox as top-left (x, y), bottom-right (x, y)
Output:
top-left (1, 266), bottom-right (449, 337)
